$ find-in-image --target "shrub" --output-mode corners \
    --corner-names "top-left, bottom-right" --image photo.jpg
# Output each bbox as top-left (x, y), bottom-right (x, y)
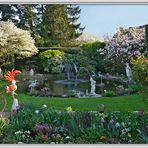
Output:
top-left (105, 90), bottom-right (116, 97)
top-left (39, 49), bottom-right (64, 73)
top-left (128, 84), bottom-right (144, 93)
top-left (130, 53), bottom-right (148, 106)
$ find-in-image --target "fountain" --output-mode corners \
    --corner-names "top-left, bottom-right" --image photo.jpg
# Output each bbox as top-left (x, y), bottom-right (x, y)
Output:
top-left (55, 66), bottom-right (89, 85)
top-left (64, 63), bottom-right (72, 80)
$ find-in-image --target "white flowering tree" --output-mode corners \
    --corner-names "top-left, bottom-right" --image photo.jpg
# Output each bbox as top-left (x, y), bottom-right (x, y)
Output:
top-left (98, 26), bottom-right (147, 73)
top-left (75, 33), bottom-right (100, 45)
top-left (0, 21), bottom-right (38, 67)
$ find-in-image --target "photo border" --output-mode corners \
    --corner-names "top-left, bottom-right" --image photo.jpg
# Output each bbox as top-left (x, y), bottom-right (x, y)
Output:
top-left (0, 0), bottom-right (148, 148)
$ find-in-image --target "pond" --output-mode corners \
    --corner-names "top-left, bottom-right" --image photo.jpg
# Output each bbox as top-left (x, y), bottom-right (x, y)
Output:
top-left (17, 73), bottom-right (128, 97)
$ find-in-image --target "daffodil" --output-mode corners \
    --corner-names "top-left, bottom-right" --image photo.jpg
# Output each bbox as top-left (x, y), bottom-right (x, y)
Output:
top-left (100, 136), bottom-right (107, 141)
top-left (66, 106), bottom-right (73, 113)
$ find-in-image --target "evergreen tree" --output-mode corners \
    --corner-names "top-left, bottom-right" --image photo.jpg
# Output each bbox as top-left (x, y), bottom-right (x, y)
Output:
top-left (67, 5), bottom-right (85, 39)
top-left (0, 5), bottom-right (17, 22)
top-left (38, 4), bottom-right (84, 47)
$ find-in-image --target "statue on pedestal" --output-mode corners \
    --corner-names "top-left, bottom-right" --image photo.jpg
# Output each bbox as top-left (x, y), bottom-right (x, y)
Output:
top-left (125, 63), bottom-right (132, 81)
top-left (29, 69), bottom-right (34, 76)
top-left (90, 77), bottom-right (96, 95)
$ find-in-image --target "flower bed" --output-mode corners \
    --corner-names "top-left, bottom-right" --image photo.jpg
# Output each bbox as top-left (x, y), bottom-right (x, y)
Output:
top-left (1, 105), bottom-right (148, 144)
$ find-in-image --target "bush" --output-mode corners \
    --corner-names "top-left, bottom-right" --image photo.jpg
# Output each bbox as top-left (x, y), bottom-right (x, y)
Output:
top-left (39, 49), bottom-right (64, 74)
top-left (130, 53), bottom-right (148, 106)
top-left (105, 90), bottom-right (116, 97)
top-left (81, 41), bottom-right (106, 72)
top-left (128, 84), bottom-right (144, 93)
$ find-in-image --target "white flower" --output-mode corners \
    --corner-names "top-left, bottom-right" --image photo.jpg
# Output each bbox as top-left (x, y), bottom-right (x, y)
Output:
top-left (24, 130), bottom-right (30, 134)
top-left (66, 136), bottom-right (70, 139)
top-left (115, 122), bottom-right (120, 128)
top-left (35, 110), bottom-right (39, 114)
top-left (42, 104), bottom-right (47, 108)
top-left (15, 130), bottom-right (23, 135)
top-left (0, 21), bottom-right (38, 65)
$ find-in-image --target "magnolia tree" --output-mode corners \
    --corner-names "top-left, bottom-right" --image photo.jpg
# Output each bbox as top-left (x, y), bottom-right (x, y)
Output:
top-left (0, 21), bottom-right (38, 67)
top-left (98, 27), bottom-right (147, 73)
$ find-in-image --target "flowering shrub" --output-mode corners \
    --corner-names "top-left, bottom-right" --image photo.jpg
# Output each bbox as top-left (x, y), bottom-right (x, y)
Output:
top-left (98, 26), bottom-right (147, 73)
top-left (0, 21), bottom-right (38, 67)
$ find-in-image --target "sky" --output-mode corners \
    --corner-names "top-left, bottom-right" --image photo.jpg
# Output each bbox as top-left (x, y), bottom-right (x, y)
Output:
top-left (79, 5), bottom-right (148, 40)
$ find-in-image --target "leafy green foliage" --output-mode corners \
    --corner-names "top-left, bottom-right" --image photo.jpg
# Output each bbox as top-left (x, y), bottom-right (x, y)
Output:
top-left (81, 41), bottom-right (106, 72)
top-left (105, 90), bottom-right (116, 97)
top-left (131, 54), bottom-right (148, 85)
top-left (128, 84), bottom-right (144, 93)
top-left (2, 107), bottom-right (148, 144)
top-left (131, 54), bottom-right (148, 107)
top-left (39, 49), bottom-right (64, 73)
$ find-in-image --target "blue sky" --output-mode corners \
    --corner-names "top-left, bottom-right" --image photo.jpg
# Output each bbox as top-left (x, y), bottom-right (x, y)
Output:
top-left (79, 5), bottom-right (148, 39)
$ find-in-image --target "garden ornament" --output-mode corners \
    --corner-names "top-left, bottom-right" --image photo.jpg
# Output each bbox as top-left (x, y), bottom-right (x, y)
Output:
top-left (98, 104), bottom-right (105, 113)
top-left (29, 68), bottom-right (34, 76)
top-left (29, 80), bottom-right (37, 94)
top-left (125, 63), bottom-right (132, 81)
top-left (4, 69), bottom-right (21, 113)
top-left (90, 77), bottom-right (96, 95)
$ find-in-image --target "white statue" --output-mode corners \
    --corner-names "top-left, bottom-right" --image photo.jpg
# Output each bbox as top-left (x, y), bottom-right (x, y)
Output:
top-left (11, 98), bottom-right (20, 112)
top-left (0, 68), bottom-right (2, 76)
top-left (90, 77), bottom-right (96, 95)
top-left (29, 69), bottom-right (34, 76)
top-left (125, 63), bottom-right (132, 81)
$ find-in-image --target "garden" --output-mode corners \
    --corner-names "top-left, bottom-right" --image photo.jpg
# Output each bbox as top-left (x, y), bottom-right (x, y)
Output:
top-left (0, 4), bottom-right (148, 144)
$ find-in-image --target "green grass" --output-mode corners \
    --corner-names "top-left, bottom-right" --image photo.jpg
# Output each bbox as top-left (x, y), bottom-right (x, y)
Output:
top-left (0, 80), bottom-right (147, 112)
top-left (1, 93), bottom-right (147, 112)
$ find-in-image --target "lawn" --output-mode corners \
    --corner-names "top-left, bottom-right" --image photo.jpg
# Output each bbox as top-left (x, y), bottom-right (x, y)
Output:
top-left (0, 80), bottom-right (147, 112)
top-left (1, 93), bottom-right (147, 112)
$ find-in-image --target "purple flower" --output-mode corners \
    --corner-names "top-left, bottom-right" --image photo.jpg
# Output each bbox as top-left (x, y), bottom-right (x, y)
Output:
top-left (99, 117), bottom-right (105, 126)
top-left (34, 124), bottom-right (52, 132)
top-left (109, 119), bottom-right (114, 127)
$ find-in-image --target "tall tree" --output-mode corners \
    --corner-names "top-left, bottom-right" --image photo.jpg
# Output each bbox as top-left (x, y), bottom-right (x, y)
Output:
top-left (38, 4), bottom-right (84, 47)
top-left (67, 5), bottom-right (85, 39)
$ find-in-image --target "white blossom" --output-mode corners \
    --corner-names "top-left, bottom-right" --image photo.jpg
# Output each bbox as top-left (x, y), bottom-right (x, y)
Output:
top-left (0, 21), bottom-right (38, 66)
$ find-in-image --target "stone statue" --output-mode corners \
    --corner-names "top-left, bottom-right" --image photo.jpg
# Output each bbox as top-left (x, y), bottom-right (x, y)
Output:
top-left (11, 98), bottom-right (20, 112)
top-left (90, 77), bottom-right (96, 95)
top-left (29, 69), bottom-right (34, 76)
top-left (125, 63), bottom-right (132, 81)
top-left (28, 80), bottom-right (37, 94)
